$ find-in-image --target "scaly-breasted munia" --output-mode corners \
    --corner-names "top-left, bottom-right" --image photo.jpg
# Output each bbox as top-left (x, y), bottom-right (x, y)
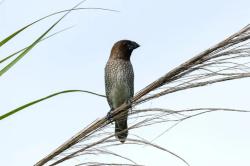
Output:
top-left (105, 40), bottom-right (140, 143)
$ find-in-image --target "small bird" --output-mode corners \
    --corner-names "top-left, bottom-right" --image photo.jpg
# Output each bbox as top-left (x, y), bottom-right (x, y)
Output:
top-left (105, 40), bottom-right (140, 143)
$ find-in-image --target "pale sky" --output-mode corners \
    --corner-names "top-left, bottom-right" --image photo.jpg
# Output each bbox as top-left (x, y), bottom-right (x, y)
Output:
top-left (1, 0), bottom-right (250, 166)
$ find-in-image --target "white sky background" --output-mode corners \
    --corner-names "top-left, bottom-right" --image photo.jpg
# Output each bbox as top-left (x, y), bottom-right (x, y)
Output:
top-left (1, 0), bottom-right (250, 165)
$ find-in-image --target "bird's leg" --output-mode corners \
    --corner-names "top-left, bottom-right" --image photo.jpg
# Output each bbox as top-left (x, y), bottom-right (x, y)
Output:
top-left (106, 108), bottom-right (114, 123)
top-left (126, 98), bottom-right (133, 110)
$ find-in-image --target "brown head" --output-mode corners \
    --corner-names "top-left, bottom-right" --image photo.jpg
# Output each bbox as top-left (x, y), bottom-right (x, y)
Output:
top-left (109, 40), bottom-right (140, 61)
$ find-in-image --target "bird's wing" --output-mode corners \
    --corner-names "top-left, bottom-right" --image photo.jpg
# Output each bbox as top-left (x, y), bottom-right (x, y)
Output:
top-left (105, 61), bottom-right (114, 109)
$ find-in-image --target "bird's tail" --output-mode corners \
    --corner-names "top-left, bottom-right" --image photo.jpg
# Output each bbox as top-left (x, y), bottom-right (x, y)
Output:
top-left (115, 111), bottom-right (128, 143)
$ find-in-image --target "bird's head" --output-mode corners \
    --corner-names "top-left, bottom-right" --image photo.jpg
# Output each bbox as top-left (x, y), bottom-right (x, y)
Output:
top-left (110, 40), bottom-right (140, 61)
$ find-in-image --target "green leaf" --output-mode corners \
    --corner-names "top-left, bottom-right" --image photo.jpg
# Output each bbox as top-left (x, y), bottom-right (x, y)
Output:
top-left (0, 26), bottom-right (74, 64)
top-left (0, 90), bottom-right (105, 120)
top-left (0, 28), bottom-right (26, 47)
top-left (0, 7), bottom-right (117, 48)
top-left (0, 1), bottom-right (84, 76)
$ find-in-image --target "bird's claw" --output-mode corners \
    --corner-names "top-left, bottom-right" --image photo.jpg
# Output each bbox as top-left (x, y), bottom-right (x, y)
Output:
top-left (106, 109), bottom-right (113, 124)
top-left (126, 99), bottom-right (133, 109)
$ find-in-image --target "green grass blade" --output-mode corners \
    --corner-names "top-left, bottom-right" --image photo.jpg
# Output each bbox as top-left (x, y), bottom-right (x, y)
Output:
top-left (0, 7), bottom-right (117, 48)
top-left (0, 1), bottom-right (84, 76)
top-left (0, 90), bottom-right (105, 120)
top-left (0, 28), bottom-right (26, 47)
top-left (0, 26), bottom-right (74, 64)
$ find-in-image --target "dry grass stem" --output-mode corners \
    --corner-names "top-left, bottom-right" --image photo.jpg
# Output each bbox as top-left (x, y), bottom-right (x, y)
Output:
top-left (35, 24), bottom-right (250, 166)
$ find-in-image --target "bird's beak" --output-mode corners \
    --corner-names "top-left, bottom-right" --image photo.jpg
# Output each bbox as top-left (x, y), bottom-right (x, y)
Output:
top-left (132, 42), bottom-right (140, 49)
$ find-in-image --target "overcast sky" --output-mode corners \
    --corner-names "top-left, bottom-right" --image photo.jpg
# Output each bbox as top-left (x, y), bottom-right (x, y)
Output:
top-left (1, 0), bottom-right (250, 166)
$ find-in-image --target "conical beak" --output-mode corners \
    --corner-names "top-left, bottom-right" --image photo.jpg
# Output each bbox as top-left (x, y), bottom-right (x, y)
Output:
top-left (132, 42), bottom-right (140, 49)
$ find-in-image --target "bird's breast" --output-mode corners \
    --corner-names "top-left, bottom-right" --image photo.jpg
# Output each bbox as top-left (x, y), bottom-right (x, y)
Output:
top-left (105, 60), bottom-right (134, 108)
top-left (111, 83), bottom-right (130, 108)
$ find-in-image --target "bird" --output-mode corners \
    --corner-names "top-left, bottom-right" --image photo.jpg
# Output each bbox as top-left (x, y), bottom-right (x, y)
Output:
top-left (105, 39), bottom-right (140, 143)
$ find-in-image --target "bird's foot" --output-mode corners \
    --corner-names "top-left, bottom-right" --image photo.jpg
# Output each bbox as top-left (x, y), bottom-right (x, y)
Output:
top-left (106, 109), bottom-right (114, 124)
top-left (126, 98), bottom-right (133, 109)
